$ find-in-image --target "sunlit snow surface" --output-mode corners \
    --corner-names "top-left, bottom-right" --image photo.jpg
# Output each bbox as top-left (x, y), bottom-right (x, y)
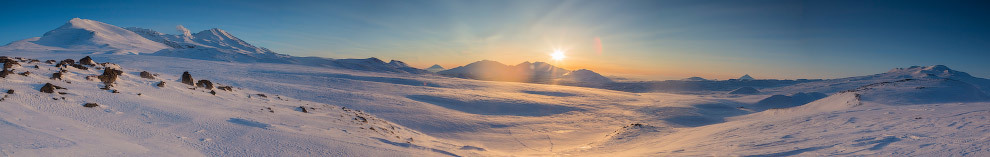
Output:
top-left (2, 50), bottom-right (988, 156)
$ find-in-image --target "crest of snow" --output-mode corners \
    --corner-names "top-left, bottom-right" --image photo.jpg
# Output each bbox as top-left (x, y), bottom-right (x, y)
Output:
top-left (425, 64), bottom-right (445, 73)
top-left (27, 18), bottom-right (169, 54)
top-left (561, 69), bottom-right (613, 83)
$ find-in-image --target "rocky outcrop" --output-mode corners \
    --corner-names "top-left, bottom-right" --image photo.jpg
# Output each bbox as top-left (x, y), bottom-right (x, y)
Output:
top-left (79, 56), bottom-right (97, 66)
top-left (51, 71), bottom-right (63, 80)
top-left (98, 68), bottom-right (124, 85)
top-left (40, 83), bottom-right (64, 93)
top-left (181, 71), bottom-right (195, 86)
top-left (139, 71), bottom-right (155, 79)
top-left (196, 80), bottom-right (214, 90)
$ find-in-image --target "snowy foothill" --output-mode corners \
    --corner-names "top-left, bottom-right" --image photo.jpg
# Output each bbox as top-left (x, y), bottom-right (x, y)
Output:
top-left (1, 18), bottom-right (989, 156)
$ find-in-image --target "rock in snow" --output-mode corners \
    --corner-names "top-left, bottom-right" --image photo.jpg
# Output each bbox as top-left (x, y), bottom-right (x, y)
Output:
top-left (180, 71), bottom-right (195, 86)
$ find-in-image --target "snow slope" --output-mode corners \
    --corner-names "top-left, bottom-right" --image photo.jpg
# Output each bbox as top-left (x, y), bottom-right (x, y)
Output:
top-left (573, 77), bottom-right (990, 156)
top-left (0, 56), bottom-right (480, 156)
top-left (2, 51), bottom-right (988, 156)
top-left (3, 18), bottom-right (168, 54)
top-left (766, 65), bottom-right (990, 95)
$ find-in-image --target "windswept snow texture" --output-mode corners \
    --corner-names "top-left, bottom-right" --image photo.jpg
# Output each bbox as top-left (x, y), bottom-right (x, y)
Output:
top-left (2, 51), bottom-right (989, 156)
top-left (0, 55), bottom-right (480, 156)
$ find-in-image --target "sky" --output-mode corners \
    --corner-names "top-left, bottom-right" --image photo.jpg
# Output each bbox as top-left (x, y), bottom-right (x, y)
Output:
top-left (1, 0), bottom-right (988, 80)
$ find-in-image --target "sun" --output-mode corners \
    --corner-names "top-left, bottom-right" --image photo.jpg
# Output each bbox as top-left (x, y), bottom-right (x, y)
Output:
top-left (551, 49), bottom-right (566, 61)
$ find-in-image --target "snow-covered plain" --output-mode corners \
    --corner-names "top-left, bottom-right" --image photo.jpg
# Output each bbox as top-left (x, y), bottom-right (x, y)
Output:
top-left (1, 18), bottom-right (988, 156)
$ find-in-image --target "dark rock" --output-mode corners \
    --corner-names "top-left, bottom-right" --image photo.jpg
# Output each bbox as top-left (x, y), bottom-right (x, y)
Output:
top-left (0, 69), bottom-right (13, 78)
top-left (98, 68), bottom-right (124, 85)
top-left (45, 60), bottom-right (56, 64)
top-left (40, 83), bottom-right (64, 93)
top-left (51, 72), bottom-right (63, 80)
top-left (79, 56), bottom-right (96, 66)
top-left (217, 86), bottom-right (233, 91)
top-left (70, 64), bottom-right (88, 70)
top-left (299, 106), bottom-right (309, 113)
top-left (83, 103), bottom-right (99, 108)
top-left (33, 65), bottom-right (39, 69)
top-left (139, 71), bottom-right (155, 79)
top-left (156, 81), bottom-right (166, 87)
top-left (196, 80), bottom-right (214, 90)
top-left (6, 89), bottom-right (12, 94)
top-left (1, 59), bottom-right (19, 69)
top-left (56, 59), bottom-right (74, 67)
top-left (256, 94), bottom-right (267, 98)
top-left (210, 90), bottom-right (216, 95)
top-left (180, 71), bottom-right (194, 85)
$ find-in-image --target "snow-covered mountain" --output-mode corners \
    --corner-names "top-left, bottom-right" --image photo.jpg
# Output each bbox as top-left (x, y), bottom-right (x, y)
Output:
top-left (2, 18), bottom-right (169, 54)
top-left (425, 64), bottom-right (445, 73)
top-left (768, 65), bottom-right (990, 94)
top-left (438, 60), bottom-right (610, 84)
top-left (738, 74), bottom-right (755, 80)
top-left (560, 69), bottom-right (613, 84)
top-left (1, 18), bottom-right (425, 74)
top-left (681, 76), bottom-right (710, 81)
top-left (126, 26), bottom-right (293, 63)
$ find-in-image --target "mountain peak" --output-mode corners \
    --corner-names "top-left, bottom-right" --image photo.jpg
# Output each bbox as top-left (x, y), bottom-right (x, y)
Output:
top-left (887, 65), bottom-right (972, 78)
top-left (739, 74), bottom-right (755, 80)
top-left (31, 18), bottom-right (169, 54)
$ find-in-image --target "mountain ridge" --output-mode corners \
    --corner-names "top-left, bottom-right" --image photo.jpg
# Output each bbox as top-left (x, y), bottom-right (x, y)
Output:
top-left (0, 18), bottom-right (426, 74)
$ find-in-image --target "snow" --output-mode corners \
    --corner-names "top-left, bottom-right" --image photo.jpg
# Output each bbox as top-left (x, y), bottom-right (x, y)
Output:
top-left (2, 18), bottom-right (988, 156)
top-left (24, 18), bottom-right (169, 54)
top-left (0, 55), bottom-right (480, 156)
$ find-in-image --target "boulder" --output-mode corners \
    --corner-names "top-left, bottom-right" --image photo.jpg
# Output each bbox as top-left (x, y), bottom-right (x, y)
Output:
top-left (83, 103), bottom-right (99, 108)
top-left (98, 68), bottom-right (124, 85)
top-left (51, 72), bottom-right (63, 80)
top-left (196, 80), bottom-right (214, 90)
top-left (157, 81), bottom-right (166, 87)
top-left (139, 71), bottom-right (155, 79)
top-left (217, 86), bottom-right (233, 91)
top-left (180, 71), bottom-right (195, 85)
top-left (79, 56), bottom-right (97, 66)
top-left (40, 83), bottom-right (64, 93)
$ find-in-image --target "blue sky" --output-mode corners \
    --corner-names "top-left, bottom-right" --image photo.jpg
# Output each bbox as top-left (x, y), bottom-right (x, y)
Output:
top-left (1, 0), bottom-right (988, 80)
